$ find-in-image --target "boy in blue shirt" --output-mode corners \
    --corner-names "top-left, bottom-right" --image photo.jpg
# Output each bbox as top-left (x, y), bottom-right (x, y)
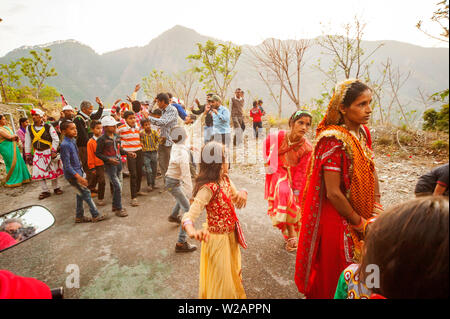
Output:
top-left (59, 120), bottom-right (107, 223)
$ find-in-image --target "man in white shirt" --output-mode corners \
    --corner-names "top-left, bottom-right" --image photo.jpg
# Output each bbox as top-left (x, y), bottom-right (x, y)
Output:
top-left (165, 126), bottom-right (197, 253)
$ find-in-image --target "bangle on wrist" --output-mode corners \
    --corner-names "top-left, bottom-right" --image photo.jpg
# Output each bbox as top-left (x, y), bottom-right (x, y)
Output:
top-left (183, 220), bottom-right (193, 228)
top-left (351, 213), bottom-right (365, 231)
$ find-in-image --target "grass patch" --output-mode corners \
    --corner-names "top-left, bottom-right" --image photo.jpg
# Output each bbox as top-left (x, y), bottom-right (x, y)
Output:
top-left (80, 260), bottom-right (173, 299)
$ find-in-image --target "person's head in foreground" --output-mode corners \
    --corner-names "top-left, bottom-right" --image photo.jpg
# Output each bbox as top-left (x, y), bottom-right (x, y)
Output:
top-left (359, 196), bottom-right (449, 299)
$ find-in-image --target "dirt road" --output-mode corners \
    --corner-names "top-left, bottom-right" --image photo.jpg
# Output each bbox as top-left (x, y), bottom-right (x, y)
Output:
top-left (0, 144), bottom-right (441, 298)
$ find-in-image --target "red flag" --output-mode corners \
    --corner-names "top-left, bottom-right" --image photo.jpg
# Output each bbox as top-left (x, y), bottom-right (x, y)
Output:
top-left (60, 94), bottom-right (68, 106)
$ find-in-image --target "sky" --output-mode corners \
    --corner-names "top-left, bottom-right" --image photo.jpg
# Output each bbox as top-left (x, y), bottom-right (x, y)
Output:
top-left (0, 0), bottom-right (448, 57)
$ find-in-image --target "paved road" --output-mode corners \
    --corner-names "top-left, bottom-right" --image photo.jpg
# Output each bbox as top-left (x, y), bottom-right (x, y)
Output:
top-left (0, 170), bottom-right (302, 299)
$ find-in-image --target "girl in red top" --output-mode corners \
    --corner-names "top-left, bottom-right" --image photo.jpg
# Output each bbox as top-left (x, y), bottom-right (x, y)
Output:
top-left (249, 101), bottom-right (265, 139)
top-left (181, 141), bottom-right (248, 299)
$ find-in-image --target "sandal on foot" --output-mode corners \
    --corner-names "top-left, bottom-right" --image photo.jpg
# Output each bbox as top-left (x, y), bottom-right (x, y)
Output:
top-left (75, 216), bottom-right (92, 223)
top-left (54, 188), bottom-right (63, 195)
top-left (39, 192), bottom-right (51, 200)
top-left (285, 238), bottom-right (298, 252)
top-left (92, 214), bottom-right (107, 223)
top-left (115, 209), bottom-right (128, 217)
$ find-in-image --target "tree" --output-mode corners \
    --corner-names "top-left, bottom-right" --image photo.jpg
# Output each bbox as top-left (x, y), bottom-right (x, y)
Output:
top-left (0, 60), bottom-right (22, 103)
top-left (250, 38), bottom-right (310, 109)
top-left (187, 40), bottom-right (241, 103)
top-left (316, 17), bottom-right (384, 81)
top-left (168, 69), bottom-right (200, 107)
top-left (416, 0), bottom-right (449, 43)
top-left (256, 69), bottom-right (283, 118)
top-left (142, 70), bottom-right (172, 99)
top-left (20, 48), bottom-right (57, 99)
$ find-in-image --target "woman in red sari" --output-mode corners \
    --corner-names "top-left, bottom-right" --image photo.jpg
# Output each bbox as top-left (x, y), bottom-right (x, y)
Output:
top-left (294, 79), bottom-right (383, 299)
top-left (264, 110), bottom-right (312, 251)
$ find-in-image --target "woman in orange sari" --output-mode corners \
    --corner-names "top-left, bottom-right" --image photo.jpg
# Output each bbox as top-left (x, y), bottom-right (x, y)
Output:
top-left (294, 79), bottom-right (383, 299)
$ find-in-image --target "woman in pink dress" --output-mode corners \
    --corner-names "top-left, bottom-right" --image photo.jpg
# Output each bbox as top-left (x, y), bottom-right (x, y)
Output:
top-left (264, 110), bottom-right (313, 251)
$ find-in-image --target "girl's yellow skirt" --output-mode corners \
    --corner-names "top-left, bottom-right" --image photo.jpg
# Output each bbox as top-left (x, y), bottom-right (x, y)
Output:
top-left (199, 224), bottom-right (246, 299)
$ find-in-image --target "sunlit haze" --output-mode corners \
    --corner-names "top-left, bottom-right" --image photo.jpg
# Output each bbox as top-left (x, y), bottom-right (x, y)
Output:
top-left (0, 0), bottom-right (448, 57)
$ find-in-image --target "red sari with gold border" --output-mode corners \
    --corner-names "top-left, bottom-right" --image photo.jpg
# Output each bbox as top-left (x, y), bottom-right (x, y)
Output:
top-left (294, 125), bottom-right (374, 299)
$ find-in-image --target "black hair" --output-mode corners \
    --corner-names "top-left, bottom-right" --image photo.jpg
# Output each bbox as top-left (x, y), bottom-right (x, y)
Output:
top-left (166, 92), bottom-right (173, 99)
top-left (253, 101), bottom-right (258, 107)
top-left (258, 100), bottom-right (263, 104)
top-left (289, 110), bottom-right (312, 127)
top-left (206, 93), bottom-right (214, 97)
top-left (90, 120), bottom-right (101, 129)
top-left (123, 111), bottom-right (135, 119)
top-left (0, 114), bottom-right (4, 121)
top-left (156, 93), bottom-right (170, 105)
top-left (360, 196), bottom-right (449, 299)
top-left (47, 116), bottom-right (55, 122)
top-left (19, 117), bottom-right (28, 127)
top-left (140, 118), bottom-right (150, 127)
top-left (188, 114), bottom-right (197, 122)
top-left (131, 100), bottom-right (141, 113)
top-left (60, 120), bottom-right (74, 132)
top-left (342, 81), bottom-right (372, 108)
top-left (152, 108), bottom-right (162, 116)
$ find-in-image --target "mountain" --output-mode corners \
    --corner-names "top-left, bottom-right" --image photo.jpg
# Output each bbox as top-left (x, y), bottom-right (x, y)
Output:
top-left (1, 25), bottom-right (448, 117)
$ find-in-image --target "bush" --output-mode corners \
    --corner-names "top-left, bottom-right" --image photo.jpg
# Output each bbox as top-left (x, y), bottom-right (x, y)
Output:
top-left (423, 89), bottom-right (449, 133)
top-left (377, 135), bottom-right (393, 146)
top-left (430, 140), bottom-right (449, 151)
top-left (267, 115), bottom-right (289, 128)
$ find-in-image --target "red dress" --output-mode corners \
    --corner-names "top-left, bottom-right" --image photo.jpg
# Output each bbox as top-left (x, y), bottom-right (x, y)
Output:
top-left (264, 131), bottom-right (312, 237)
top-left (295, 126), bottom-right (374, 299)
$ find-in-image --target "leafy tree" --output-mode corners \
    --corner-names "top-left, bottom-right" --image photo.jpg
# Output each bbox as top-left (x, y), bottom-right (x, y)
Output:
top-left (0, 60), bottom-right (22, 103)
top-left (142, 70), bottom-right (172, 99)
top-left (423, 89), bottom-right (449, 132)
top-left (187, 40), bottom-right (241, 103)
top-left (20, 48), bottom-right (57, 99)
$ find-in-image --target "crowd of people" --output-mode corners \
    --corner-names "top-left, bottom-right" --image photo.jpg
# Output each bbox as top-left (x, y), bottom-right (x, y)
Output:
top-left (0, 79), bottom-right (448, 300)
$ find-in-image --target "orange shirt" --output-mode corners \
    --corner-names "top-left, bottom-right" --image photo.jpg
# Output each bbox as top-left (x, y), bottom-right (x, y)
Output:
top-left (87, 137), bottom-right (104, 169)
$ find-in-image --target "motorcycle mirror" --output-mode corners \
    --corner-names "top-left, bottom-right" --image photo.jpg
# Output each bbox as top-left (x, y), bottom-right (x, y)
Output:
top-left (0, 205), bottom-right (55, 253)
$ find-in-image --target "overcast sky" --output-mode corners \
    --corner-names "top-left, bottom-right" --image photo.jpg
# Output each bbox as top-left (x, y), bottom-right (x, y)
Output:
top-left (0, 0), bottom-right (448, 57)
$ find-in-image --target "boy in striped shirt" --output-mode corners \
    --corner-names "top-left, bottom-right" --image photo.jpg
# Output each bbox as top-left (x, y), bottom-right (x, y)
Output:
top-left (118, 111), bottom-right (145, 206)
top-left (140, 118), bottom-right (161, 191)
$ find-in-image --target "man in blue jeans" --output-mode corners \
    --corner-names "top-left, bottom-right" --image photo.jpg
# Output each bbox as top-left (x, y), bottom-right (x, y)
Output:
top-left (95, 116), bottom-right (128, 217)
top-left (165, 126), bottom-right (197, 253)
top-left (59, 120), bottom-right (106, 223)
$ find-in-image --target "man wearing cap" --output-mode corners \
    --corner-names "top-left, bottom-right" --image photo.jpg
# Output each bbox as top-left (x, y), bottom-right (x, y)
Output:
top-left (52, 105), bottom-right (75, 135)
top-left (206, 95), bottom-right (231, 146)
top-left (73, 97), bottom-right (104, 182)
top-left (25, 109), bottom-right (64, 200)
